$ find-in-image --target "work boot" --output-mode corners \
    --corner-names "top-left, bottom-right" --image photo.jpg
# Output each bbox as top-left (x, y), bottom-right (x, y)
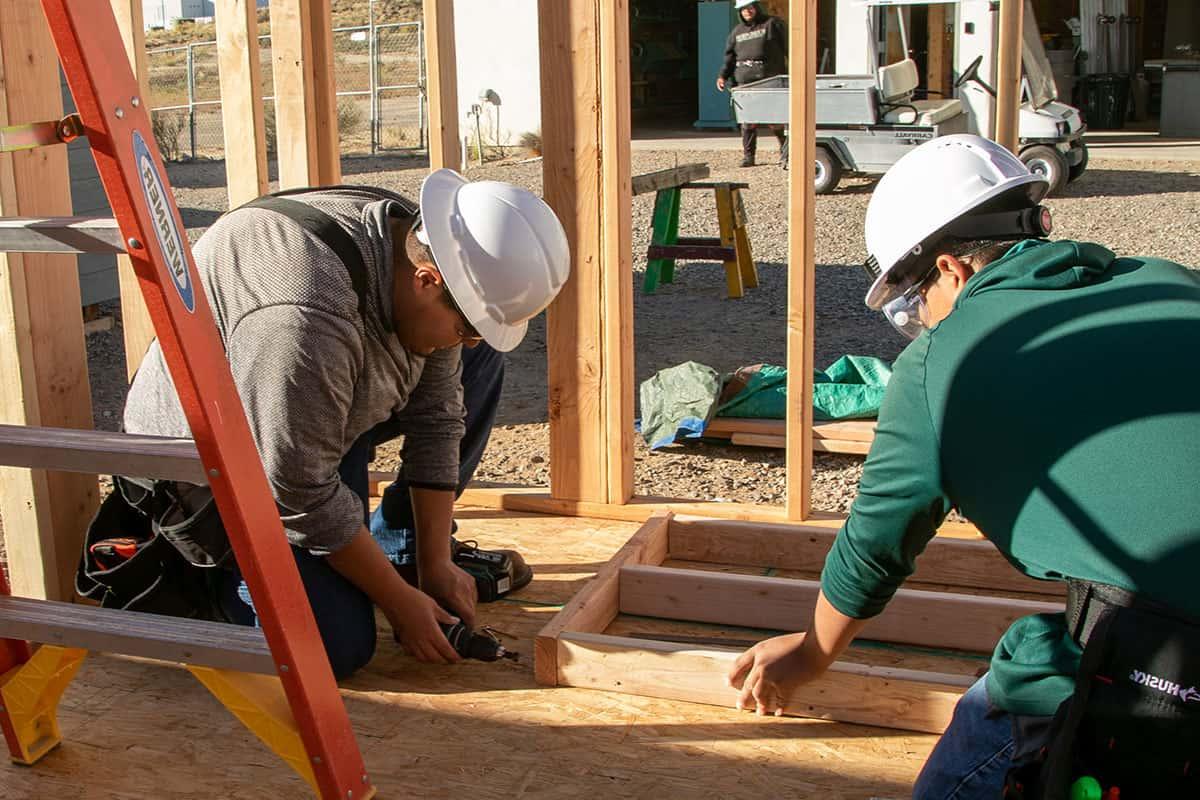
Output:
top-left (740, 154), bottom-right (756, 168)
top-left (451, 538), bottom-right (533, 601)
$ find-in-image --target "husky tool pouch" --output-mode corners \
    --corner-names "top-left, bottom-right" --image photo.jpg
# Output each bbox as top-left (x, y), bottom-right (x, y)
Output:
top-left (1006, 582), bottom-right (1200, 799)
top-left (76, 477), bottom-right (231, 620)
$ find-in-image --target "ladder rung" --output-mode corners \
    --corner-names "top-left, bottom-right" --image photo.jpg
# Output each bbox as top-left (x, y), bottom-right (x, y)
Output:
top-left (0, 216), bottom-right (125, 254)
top-left (0, 595), bottom-right (274, 674)
top-left (0, 424), bottom-right (205, 484)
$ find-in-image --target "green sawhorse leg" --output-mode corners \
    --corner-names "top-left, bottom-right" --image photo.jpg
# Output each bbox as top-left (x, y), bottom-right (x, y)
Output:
top-left (643, 187), bottom-right (681, 294)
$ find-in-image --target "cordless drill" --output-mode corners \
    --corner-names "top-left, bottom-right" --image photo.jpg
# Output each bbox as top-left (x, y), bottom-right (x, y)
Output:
top-left (439, 618), bottom-right (519, 662)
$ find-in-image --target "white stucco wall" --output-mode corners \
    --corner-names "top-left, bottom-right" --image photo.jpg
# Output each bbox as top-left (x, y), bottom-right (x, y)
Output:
top-left (453, 0), bottom-right (542, 151)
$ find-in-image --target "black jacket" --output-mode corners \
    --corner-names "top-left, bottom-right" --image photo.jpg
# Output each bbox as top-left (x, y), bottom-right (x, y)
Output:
top-left (720, 12), bottom-right (788, 86)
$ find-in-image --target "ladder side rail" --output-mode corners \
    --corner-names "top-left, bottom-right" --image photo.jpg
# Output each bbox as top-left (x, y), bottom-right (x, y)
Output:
top-left (39, 2), bottom-right (369, 796)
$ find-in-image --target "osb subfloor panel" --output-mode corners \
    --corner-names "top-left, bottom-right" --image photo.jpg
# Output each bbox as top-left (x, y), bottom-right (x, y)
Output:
top-left (0, 509), bottom-right (956, 799)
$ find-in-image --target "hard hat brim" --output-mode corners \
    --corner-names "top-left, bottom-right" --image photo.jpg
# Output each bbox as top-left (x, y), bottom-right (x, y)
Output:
top-left (864, 172), bottom-right (1049, 310)
top-left (419, 168), bottom-right (528, 353)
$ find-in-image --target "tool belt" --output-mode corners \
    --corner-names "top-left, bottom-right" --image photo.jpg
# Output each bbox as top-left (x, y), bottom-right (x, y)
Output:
top-left (76, 477), bottom-right (232, 620)
top-left (1004, 580), bottom-right (1200, 799)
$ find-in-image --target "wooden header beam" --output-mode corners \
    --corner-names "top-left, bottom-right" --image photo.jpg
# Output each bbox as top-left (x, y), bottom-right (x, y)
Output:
top-left (423, 0), bottom-right (461, 172)
top-left (539, 0), bottom-right (634, 504)
top-left (786, 0), bottom-right (818, 520)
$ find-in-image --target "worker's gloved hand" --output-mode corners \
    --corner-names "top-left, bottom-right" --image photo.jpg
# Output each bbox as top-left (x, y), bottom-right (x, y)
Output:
top-left (387, 585), bottom-right (463, 664)
top-left (420, 560), bottom-right (479, 629)
top-left (726, 632), bottom-right (823, 716)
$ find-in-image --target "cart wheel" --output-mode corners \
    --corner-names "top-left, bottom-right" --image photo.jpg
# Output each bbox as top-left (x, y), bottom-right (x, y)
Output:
top-left (1020, 145), bottom-right (1068, 196)
top-left (814, 147), bottom-right (842, 195)
top-left (1068, 142), bottom-right (1089, 183)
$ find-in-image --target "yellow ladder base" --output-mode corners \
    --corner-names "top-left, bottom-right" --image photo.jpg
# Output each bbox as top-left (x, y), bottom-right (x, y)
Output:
top-left (188, 666), bottom-right (328, 795)
top-left (0, 645), bottom-right (86, 765)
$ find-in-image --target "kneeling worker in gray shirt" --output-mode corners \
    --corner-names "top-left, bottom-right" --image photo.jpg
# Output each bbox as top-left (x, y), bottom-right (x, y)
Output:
top-left (120, 170), bottom-right (569, 675)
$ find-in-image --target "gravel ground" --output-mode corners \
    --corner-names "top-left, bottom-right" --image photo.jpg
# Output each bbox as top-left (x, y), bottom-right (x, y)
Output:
top-left (77, 149), bottom-right (1200, 515)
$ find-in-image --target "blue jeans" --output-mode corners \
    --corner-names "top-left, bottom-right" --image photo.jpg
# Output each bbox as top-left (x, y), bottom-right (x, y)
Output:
top-left (913, 674), bottom-right (1047, 799)
top-left (219, 343), bottom-right (504, 679)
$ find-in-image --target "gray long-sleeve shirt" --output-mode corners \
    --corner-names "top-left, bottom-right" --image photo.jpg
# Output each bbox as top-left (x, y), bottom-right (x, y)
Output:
top-left (124, 188), bottom-right (465, 555)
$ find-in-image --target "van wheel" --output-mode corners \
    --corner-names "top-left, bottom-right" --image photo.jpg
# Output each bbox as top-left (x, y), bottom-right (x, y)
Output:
top-left (1020, 145), bottom-right (1068, 195)
top-left (814, 147), bottom-right (842, 194)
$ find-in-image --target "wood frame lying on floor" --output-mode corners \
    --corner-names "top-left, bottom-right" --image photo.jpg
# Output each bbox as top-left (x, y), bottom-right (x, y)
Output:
top-left (535, 512), bottom-right (1064, 734)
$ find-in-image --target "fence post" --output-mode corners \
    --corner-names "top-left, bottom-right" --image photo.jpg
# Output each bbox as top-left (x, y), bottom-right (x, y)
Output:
top-left (368, 5), bottom-right (378, 154)
top-left (187, 42), bottom-right (197, 159)
top-left (418, 20), bottom-right (427, 152)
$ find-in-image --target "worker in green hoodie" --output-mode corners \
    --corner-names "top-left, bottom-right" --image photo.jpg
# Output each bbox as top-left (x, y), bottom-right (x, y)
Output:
top-left (727, 134), bottom-right (1200, 799)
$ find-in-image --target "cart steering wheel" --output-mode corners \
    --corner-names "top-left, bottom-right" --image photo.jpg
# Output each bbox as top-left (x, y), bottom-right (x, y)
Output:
top-left (955, 55), bottom-right (998, 98)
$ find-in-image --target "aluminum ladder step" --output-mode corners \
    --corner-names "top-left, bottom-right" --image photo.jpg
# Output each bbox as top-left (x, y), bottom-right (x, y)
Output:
top-left (0, 424), bottom-right (204, 484)
top-left (0, 216), bottom-right (125, 254)
top-left (0, 595), bottom-right (273, 673)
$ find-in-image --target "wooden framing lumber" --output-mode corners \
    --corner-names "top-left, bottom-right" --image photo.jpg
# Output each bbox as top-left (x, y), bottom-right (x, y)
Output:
top-left (666, 515), bottom-right (1062, 597)
top-left (785, 0), bottom-right (818, 520)
top-left (111, 0), bottom-right (157, 380)
top-left (630, 163), bottom-right (710, 196)
top-left (456, 484), bottom-right (989, 540)
top-left (0, 595), bottom-right (274, 673)
top-left (995, 0), bottom-right (1024, 152)
top-left (731, 431), bottom-right (872, 455)
top-left (619, 565), bottom-right (1060, 653)
top-left (268, 0), bottom-right (340, 188)
top-left (0, 0), bottom-right (99, 601)
top-left (532, 512), bottom-right (1046, 733)
top-left (535, 511), bottom-right (669, 685)
top-left (556, 632), bottom-right (972, 734)
top-left (538, 0), bottom-right (634, 504)
top-left (706, 416), bottom-right (876, 442)
top-left (215, 0), bottom-right (270, 207)
top-left (0, 424), bottom-right (206, 484)
top-left (423, 0), bottom-right (460, 172)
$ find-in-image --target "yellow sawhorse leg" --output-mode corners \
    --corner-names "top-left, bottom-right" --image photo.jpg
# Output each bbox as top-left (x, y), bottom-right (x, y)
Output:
top-left (187, 666), bottom-right (351, 798)
top-left (715, 185), bottom-right (744, 299)
top-left (731, 187), bottom-right (758, 290)
top-left (0, 645), bottom-right (86, 765)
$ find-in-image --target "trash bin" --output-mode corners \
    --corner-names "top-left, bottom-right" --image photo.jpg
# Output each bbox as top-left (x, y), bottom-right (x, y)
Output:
top-left (1076, 73), bottom-right (1130, 130)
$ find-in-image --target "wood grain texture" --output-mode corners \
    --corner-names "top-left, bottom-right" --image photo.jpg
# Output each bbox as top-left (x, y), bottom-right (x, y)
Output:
top-left (0, 0), bottom-right (99, 600)
top-left (215, 0), bottom-right (270, 207)
top-left (619, 565), bottom-right (1061, 653)
top-left (667, 516), bottom-right (1063, 596)
top-left (423, 0), bottom-right (460, 172)
top-left (600, 0), bottom-right (634, 505)
top-left (786, 0), bottom-right (818, 520)
top-left (534, 512), bottom-right (670, 685)
top-left (630, 164), bottom-right (710, 196)
top-left (557, 631), bottom-right (971, 733)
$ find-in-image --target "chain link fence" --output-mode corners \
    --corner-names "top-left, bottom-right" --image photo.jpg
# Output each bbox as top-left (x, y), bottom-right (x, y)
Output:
top-left (147, 22), bottom-right (425, 161)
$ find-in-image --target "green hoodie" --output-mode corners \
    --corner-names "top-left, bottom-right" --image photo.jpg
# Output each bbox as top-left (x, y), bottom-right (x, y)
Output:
top-left (821, 239), bottom-right (1200, 717)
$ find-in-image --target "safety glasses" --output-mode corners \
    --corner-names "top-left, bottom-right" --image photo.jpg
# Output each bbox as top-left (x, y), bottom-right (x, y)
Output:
top-left (881, 264), bottom-right (939, 340)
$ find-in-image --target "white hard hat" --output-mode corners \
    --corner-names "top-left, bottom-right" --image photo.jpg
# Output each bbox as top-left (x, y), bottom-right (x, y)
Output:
top-left (863, 134), bottom-right (1050, 310)
top-left (418, 169), bottom-right (570, 352)
top-left (735, 0), bottom-right (759, 9)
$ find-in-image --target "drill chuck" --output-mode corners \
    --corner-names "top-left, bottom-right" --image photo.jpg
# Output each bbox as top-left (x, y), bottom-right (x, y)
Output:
top-left (440, 620), bottom-right (518, 662)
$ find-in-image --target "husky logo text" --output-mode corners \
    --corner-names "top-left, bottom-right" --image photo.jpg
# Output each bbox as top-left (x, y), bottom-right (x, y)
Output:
top-left (133, 131), bottom-right (195, 312)
top-left (1129, 669), bottom-right (1200, 703)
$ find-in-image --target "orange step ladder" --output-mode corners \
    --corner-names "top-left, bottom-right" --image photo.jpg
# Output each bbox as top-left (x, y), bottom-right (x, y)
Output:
top-left (0, 1), bottom-right (374, 797)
